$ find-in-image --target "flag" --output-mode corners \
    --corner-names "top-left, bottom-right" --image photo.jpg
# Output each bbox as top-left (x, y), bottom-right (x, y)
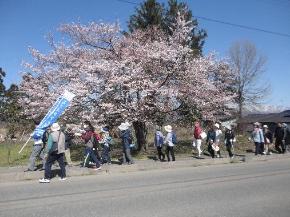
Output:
top-left (32, 90), bottom-right (75, 140)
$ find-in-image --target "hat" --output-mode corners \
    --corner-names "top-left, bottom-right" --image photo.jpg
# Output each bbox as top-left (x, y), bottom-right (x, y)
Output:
top-left (282, 123), bottom-right (287, 127)
top-left (263, 125), bottom-right (268, 128)
top-left (118, 123), bottom-right (129, 131)
top-left (225, 125), bottom-right (231, 130)
top-left (214, 123), bottom-right (220, 129)
top-left (124, 121), bottom-right (132, 127)
top-left (101, 127), bottom-right (109, 133)
top-left (164, 125), bottom-right (173, 132)
top-left (51, 123), bottom-right (60, 132)
top-left (254, 122), bottom-right (260, 126)
top-left (212, 144), bottom-right (220, 152)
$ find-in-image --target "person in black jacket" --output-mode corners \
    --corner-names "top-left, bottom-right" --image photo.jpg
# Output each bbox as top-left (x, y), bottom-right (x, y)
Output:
top-left (274, 123), bottom-right (285, 153)
top-left (224, 126), bottom-right (235, 158)
top-left (282, 123), bottom-right (290, 153)
top-left (64, 127), bottom-right (74, 166)
top-left (263, 125), bottom-right (273, 155)
top-left (207, 126), bottom-right (216, 158)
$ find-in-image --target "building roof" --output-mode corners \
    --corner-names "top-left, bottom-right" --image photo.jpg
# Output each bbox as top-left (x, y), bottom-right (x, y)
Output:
top-left (239, 110), bottom-right (290, 123)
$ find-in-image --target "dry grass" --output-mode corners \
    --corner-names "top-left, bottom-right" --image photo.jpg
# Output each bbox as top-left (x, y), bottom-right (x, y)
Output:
top-left (0, 128), bottom-right (255, 166)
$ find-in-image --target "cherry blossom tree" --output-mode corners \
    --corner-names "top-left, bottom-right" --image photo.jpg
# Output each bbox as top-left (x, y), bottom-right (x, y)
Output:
top-left (19, 13), bottom-right (235, 150)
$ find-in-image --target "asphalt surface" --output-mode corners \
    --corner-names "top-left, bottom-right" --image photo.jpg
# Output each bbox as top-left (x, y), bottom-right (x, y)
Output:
top-left (0, 157), bottom-right (290, 217)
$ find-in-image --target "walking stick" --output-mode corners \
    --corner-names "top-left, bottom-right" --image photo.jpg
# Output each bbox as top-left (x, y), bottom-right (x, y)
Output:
top-left (18, 136), bottom-right (31, 154)
top-left (19, 130), bottom-right (26, 141)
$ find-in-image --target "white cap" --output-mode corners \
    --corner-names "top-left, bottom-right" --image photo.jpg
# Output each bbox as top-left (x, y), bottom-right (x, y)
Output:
top-left (51, 123), bottom-right (60, 132)
top-left (164, 125), bottom-right (173, 132)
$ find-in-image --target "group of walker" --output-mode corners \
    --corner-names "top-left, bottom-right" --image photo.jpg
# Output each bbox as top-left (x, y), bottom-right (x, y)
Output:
top-left (24, 119), bottom-right (289, 183)
top-left (251, 122), bottom-right (290, 156)
top-left (154, 121), bottom-right (236, 162)
top-left (25, 120), bottom-right (114, 183)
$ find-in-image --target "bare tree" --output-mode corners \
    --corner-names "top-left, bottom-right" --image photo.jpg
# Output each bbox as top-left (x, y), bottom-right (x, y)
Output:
top-left (229, 41), bottom-right (270, 118)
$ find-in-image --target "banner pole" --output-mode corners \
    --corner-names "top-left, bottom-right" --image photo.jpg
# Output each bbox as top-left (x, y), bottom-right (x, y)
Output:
top-left (18, 136), bottom-right (31, 154)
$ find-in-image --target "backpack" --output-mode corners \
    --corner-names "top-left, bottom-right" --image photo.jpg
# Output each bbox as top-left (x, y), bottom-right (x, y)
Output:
top-left (172, 132), bottom-right (177, 145)
top-left (42, 131), bottom-right (49, 145)
top-left (107, 136), bottom-right (113, 145)
top-left (155, 132), bottom-right (164, 146)
top-left (158, 135), bottom-right (164, 145)
top-left (127, 130), bottom-right (134, 145)
top-left (91, 132), bottom-right (100, 149)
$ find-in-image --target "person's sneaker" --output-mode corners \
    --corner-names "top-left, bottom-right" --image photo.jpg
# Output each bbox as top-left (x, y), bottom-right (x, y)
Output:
top-left (59, 177), bottom-right (67, 181)
top-left (93, 166), bottom-right (102, 171)
top-left (39, 178), bottom-right (50, 183)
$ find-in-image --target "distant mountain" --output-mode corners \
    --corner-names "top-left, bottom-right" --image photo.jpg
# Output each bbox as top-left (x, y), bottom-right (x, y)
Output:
top-left (244, 105), bottom-right (290, 115)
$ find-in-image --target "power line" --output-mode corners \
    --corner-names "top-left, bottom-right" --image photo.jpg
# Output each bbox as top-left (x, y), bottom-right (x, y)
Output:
top-left (194, 15), bottom-right (290, 38)
top-left (116, 0), bottom-right (138, 5)
top-left (115, 0), bottom-right (290, 38)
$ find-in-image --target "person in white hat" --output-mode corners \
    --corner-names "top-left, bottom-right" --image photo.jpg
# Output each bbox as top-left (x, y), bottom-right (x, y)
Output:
top-left (263, 125), bottom-right (273, 155)
top-left (119, 122), bottom-right (134, 164)
top-left (252, 122), bottom-right (264, 155)
top-left (39, 122), bottom-right (66, 183)
top-left (214, 123), bottom-right (222, 158)
top-left (164, 125), bottom-right (176, 161)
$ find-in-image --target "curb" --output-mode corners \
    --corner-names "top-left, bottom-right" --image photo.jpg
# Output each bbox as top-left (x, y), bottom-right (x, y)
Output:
top-left (0, 154), bottom-right (289, 183)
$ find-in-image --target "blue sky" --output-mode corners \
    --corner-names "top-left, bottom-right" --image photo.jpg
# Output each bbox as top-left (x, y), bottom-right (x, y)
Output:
top-left (1, 0), bottom-right (289, 108)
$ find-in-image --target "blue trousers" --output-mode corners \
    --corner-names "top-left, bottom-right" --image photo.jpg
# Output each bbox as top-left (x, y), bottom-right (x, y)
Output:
top-left (101, 146), bottom-right (111, 163)
top-left (45, 152), bottom-right (66, 179)
top-left (84, 147), bottom-right (101, 168)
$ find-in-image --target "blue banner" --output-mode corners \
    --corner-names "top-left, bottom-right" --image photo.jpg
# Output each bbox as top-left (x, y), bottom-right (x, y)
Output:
top-left (32, 90), bottom-right (75, 140)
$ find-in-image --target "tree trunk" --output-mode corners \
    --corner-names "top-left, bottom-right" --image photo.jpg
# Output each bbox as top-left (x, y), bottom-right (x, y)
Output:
top-left (133, 121), bottom-right (147, 152)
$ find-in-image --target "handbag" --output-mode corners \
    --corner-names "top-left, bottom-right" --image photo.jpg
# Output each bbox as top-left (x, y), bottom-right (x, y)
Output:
top-left (200, 132), bottom-right (207, 140)
top-left (49, 132), bottom-right (61, 154)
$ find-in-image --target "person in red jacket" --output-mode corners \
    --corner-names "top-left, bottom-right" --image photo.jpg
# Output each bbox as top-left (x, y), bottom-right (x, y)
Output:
top-left (78, 121), bottom-right (101, 170)
top-left (192, 121), bottom-right (203, 158)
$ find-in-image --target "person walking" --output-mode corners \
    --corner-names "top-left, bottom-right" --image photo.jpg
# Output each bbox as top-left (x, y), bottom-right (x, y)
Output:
top-left (282, 123), bottom-right (290, 153)
top-left (214, 123), bottom-right (222, 158)
top-left (207, 125), bottom-right (217, 158)
top-left (25, 122), bottom-right (48, 172)
top-left (154, 127), bottom-right (165, 161)
top-left (252, 122), bottom-right (264, 155)
top-left (224, 126), bottom-right (235, 159)
top-left (119, 122), bottom-right (134, 165)
top-left (192, 121), bottom-right (203, 158)
top-left (64, 127), bottom-right (74, 166)
top-left (263, 125), bottom-right (273, 155)
top-left (39, 123), bottom-right (66, 183)
top-left (79, 121), bottom-right (101, 170)
top-left (164, 125), bottom-right (176, 162)
top-left (100, 127), bottom-right (112, 164)
top-left (274, 123), bottom-right (285, 153)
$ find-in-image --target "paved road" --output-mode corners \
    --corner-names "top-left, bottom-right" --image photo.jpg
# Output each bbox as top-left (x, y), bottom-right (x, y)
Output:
top-left (0, 158), bottom-right (290, 217)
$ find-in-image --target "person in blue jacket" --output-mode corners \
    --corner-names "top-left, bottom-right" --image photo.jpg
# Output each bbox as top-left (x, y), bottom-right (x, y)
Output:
top-left (154, 126), bottom-right (165, 161)
top-left (119, 122), bottom-right (134, 165)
